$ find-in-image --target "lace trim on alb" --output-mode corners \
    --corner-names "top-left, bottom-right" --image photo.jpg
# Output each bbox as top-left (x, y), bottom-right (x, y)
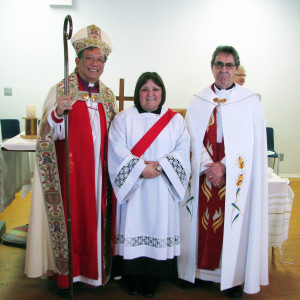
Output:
top-left (115, 234), bottom-right (180, 248)
top-left (113, 157), bottom-right (140, 190)
top-left (166, 155), bottom-right (187, 186)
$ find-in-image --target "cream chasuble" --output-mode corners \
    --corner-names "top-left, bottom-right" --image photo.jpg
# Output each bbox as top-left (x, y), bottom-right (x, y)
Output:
top-left (178, 84), bottom-right (268, 294)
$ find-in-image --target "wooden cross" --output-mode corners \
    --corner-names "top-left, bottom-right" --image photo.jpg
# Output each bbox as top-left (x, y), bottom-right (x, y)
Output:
top-left (116, 78), bottom-right (134, 112)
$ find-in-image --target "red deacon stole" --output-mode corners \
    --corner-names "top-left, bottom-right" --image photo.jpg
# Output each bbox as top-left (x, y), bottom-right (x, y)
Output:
top-left (131, 108), bottom-right (177, 157)
top-left (55, 78), bottom-right (109, 288)
top-left (197, 89), bottom-right (226, 270)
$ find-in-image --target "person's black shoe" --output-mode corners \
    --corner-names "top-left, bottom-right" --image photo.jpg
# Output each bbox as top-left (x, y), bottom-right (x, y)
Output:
top-left (130, 290), bottom-right (140, 296)
top-left (143, 292), bottom-right (155, 298)
top-left (226, 285), bottom-right (243, 299)
top-left (57, 288), bottom-right (70, 298)
top-left (180, 278), bottom-right (203, 289)
top-left (125, 275), bottom-right (141, 296)
top-left (142, 276), bottom-right (159, 298)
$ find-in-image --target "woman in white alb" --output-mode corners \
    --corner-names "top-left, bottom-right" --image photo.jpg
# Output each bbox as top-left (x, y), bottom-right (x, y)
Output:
top-left (108, 72), bottom-right (190, 297)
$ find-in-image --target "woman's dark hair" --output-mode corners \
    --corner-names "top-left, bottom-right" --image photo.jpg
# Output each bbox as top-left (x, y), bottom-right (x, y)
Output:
top-left (134, 72), bottom-right (166, 110)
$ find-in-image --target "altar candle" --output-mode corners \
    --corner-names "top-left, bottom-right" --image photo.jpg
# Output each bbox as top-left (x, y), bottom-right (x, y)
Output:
top-left (26, 104), bottom-right (36, 118)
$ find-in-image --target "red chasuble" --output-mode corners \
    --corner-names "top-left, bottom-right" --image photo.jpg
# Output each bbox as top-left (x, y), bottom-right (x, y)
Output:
top-left (55, 78), bottom-right (108, 288)
top-left (197, 87), bottom-right (226, 270)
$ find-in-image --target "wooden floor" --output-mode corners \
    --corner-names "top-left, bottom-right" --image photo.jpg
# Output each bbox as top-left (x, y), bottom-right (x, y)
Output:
top-left (0, 179), bottom-right (299, 300)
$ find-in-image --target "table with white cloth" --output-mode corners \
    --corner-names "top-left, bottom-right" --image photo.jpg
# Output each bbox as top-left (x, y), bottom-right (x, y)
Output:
top-left (268, 171), bottom-right (294, 263)
top-left (0, 134), bottom-right (36, 212)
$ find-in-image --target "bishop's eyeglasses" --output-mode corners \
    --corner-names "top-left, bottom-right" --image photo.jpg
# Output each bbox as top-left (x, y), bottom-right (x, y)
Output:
top-left (82, 56), bottom-right (105, 64)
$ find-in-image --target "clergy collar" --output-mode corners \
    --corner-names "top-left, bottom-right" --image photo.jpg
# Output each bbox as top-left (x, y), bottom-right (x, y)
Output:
top-left (78, 74), bottom-right (99, 91)
top-left (136, 105), bottom-right (162, 114)
top-left (214, 82), bottom-right (235, 91)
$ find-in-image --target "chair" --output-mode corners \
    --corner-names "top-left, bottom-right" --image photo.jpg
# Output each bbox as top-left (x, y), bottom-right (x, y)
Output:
top-left (266, 127), bottom-right (279, 174)
top-left (0, 119), bottom-right (20, 141)
top-left (116, 78), bottom-right (187, 118)
top-left (172, 108), bottom-right (187, 118)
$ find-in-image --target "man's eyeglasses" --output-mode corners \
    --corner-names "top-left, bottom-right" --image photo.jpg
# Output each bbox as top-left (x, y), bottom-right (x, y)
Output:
top-left (82, 56), bottom-right (105, 64)
top-left (214, 62), bottom-right (235, 69)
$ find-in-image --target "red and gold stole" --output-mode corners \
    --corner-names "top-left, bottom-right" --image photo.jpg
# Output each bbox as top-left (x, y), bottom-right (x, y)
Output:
top-left (55, 77), bottom-right (109, 287)
top-left (197, 88), bottom-right (225, 270)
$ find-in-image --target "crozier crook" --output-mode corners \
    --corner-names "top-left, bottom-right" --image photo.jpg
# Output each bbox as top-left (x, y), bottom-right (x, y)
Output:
top-left (63, 14), bottom-right (74, 300)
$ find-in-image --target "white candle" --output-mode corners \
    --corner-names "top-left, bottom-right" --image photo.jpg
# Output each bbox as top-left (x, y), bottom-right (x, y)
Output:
top-left (26, 104), bottom-right (36, 118)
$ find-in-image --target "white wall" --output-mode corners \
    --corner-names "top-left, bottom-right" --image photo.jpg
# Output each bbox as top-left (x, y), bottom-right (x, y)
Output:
top-left (0, 0), bottom-right (299, 176)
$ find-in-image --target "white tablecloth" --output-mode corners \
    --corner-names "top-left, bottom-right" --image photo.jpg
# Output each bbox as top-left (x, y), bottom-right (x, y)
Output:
top-left (0, 134), bottom-right (36, 212)
top-left (1, 133), bottom-right (36, 151)
top-left (268, 172), bottom-right (294, 248)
